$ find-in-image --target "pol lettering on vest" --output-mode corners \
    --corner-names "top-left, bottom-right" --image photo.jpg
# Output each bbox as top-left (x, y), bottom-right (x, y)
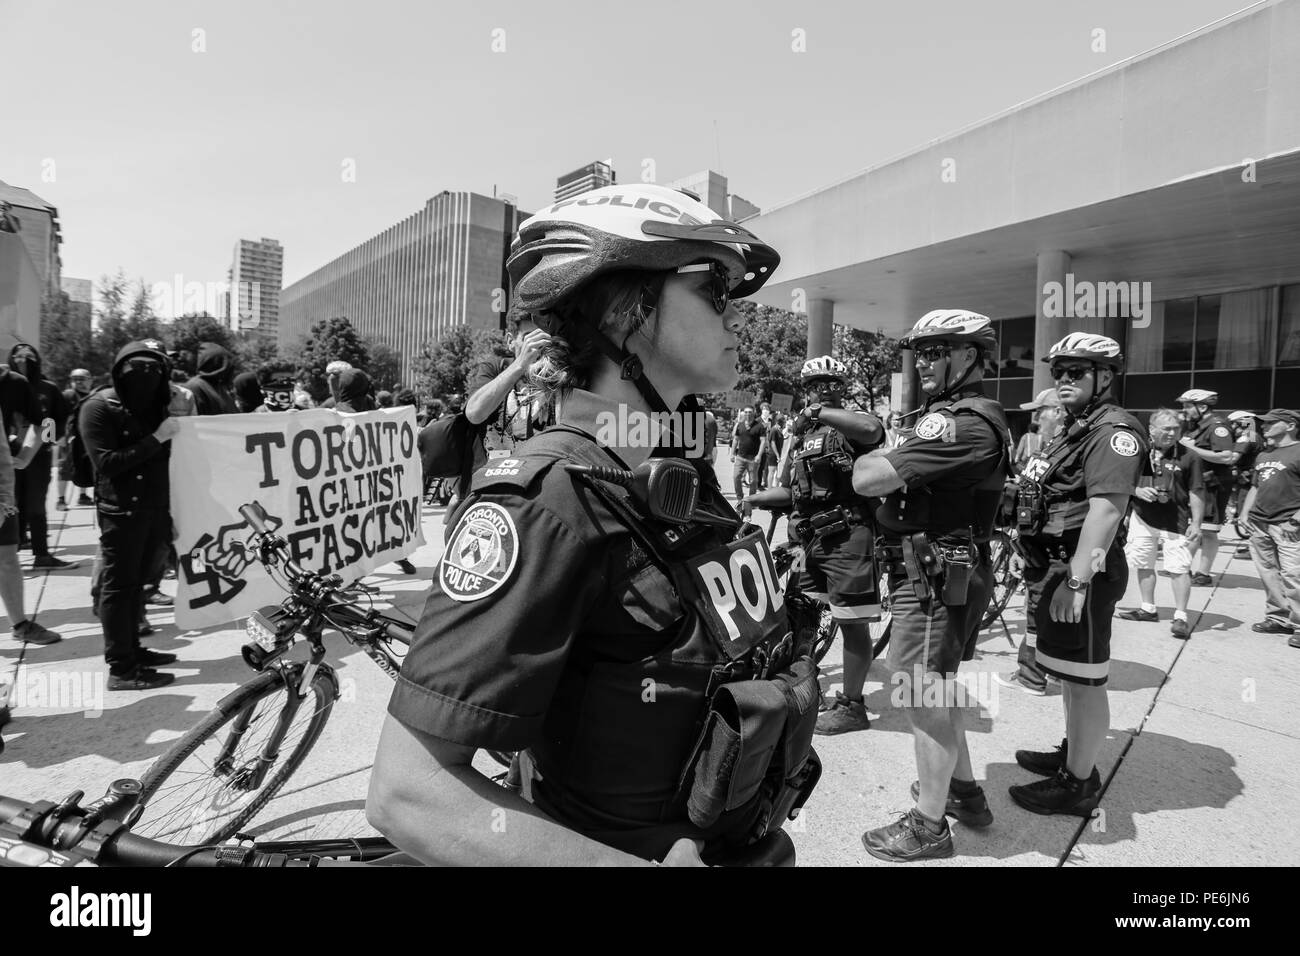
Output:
top-left (439, 502), bottom-right (519, 602)
top-left (692, 539), bottom-right (785, 645)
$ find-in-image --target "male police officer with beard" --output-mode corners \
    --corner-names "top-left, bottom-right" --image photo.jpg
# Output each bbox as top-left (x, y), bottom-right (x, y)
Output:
top-left (852, 311), bottom-right (1010, 861)
top-left (1175, 389), bottom-right (1238, 585)
top-left (745, 356), bottom-right (884, 734)
top-left (1009, 334), bottom-right (1145, 816)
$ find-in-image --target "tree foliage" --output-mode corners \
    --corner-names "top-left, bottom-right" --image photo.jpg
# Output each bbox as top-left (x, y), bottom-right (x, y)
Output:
top-left (289, 316), bottom-right (371, 401)
top-left (166, 313), bottom-right (235, 356)
top-left (367, 342), bottom-right (405, 393)
top-left (832, 325), bottom-right (902, 411)
top-left (90, 270), bottom-right (133, 376)
top-left (732, 300), bottom-right (809, 402)
top-left (409, 325), bottom-right (500, 401)
top-left (231, 332), bottom-right (283, 376)
top-left (38, 290), bottom-right (94, 384)
top-left (124, 278), bottom-right (162, 343)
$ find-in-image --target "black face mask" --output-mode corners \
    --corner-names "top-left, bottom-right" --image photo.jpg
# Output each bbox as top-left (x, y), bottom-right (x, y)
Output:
top-left (118, 368), bottom-right (163, 413)
top-left (262, 385), bottom-right (293, 411)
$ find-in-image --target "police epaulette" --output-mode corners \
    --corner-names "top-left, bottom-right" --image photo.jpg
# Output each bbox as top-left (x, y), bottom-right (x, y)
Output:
top-left (469, 452), bottom-right (558, 493)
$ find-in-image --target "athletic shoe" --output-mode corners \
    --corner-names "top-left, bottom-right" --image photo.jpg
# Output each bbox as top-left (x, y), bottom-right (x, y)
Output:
top-left (14, 619), bottom-right (62, 645)
top-left (77, 493), bottom-right (94, 506)
top-left (397, 559), bottom-right (418, 575)
top-left (862, 809), bottom-right (954, 862)
top-left (144, 590), bottom-right (174, 607)
top-left (108, 669), bottom-right (175, 692)
top-left (909, 779), bottom-right (994, 828)
top-left (1118, 608), bottom-right (1158, 622)
top-left (1191, 572), bottom-right (1213, 587)
top-left (814, 692), bottom-right (870, 735)
top-left (138, 620), bottom-right (155, 637)
top-left (1015, 738), bottom-right (1068, 776)
top-left (995, 668), bottom-right (1046, 695)
top-left (55, 498), bottom-right (68, 511)
top-left (31, 554), bottom-right (81, 570)
top-left (1009, 766), bottom-right (1101, 817)
top-left (1251, 620), bottom-right (1294, 634)
top-left (137, 649), bottom-right (178, 667)
top-left (1171, 619), bottom-right (1190, 639)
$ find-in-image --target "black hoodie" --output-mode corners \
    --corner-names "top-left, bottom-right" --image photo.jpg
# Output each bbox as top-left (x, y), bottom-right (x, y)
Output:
top-left (7, 342), bottom-right (69, 447)
top-left (185, 343), bottom-right (238, 415)
top-left (77, 341), bottom-right (173, 507)
top-left (335, 369), bottom-right (375, 414)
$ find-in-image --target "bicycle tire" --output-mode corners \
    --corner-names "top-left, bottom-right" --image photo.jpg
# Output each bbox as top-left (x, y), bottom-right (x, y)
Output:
top-left (132, 665), bottom-right (337, 845)
top-left (981, 531), bottom-right (1019, 630)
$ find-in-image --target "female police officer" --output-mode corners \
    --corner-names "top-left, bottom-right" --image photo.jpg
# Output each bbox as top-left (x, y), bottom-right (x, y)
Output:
top-left (1009, 333), bottom-right (1145, 816)
top-left (366, 183), bottom-right (821, 865)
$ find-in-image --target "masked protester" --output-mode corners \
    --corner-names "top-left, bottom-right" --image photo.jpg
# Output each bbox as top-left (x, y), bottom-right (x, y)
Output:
top-left (233, 371), bottom-right (263, 413)
top-left (79, 342), bottom-right (182, 691)
top-left (257, 364), bottom-right (299, 412)
top-left (58, 368), bottom-right (96, 509)
top-left (335, 369), bottom-right (376, 413)
top-left (7, 344), bottom-right (76, 568)
top-left (185, 343), bottom-right (238, 415)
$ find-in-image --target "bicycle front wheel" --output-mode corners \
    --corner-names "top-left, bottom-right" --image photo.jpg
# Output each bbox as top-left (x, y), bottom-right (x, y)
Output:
top-left (132, 666), bottom-right (336, 845)
top-left (981, 531), bottom-right (1018, 629)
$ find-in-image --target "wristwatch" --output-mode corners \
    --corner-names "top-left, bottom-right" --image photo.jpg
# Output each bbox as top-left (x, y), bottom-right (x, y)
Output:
top-left (806, 403), bottom-right (822, 422)
top-left (1065, 575), bottom-right (1089, 592)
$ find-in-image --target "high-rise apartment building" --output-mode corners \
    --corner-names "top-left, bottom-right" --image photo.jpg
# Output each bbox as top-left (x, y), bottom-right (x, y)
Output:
top-left (665, 170), bottom-right (761, 221)
top-left (279, 191), bottom-right (526, 386)
top-left (228, 237), bottom-right (284, 340)
top-left (555, 160), bottom-right (615, 201)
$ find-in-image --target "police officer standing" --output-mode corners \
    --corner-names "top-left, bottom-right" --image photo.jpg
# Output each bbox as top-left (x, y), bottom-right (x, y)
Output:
top-left (852, 310), bottom-right (1010, 861)
top-left (745, 356), bottom-right (884, 734)
top-left (1175, 389), bottom-right (1238, 586)
top-left (1009, 334), bottom-right (1145, 816)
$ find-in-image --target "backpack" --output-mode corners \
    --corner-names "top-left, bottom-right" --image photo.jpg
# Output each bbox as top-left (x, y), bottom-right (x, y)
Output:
top-left (66, 388), bottom-right (102, 488)
top-left (418, 413), bottom-right (488, 483)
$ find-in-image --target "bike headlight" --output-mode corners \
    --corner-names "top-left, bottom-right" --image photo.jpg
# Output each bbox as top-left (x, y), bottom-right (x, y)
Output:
top-left (245, 611), bottom-right (281, 653)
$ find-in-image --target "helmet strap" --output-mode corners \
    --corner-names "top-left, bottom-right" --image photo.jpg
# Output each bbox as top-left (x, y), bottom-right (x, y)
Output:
top-left (924, 344), bottom-right (979, 411)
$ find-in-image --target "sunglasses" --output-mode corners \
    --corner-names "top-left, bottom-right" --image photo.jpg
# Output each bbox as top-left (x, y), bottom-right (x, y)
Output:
top-left (914, 344), bottom-right (952, 364)
top-left (1049, 365), bottom-right (1093, 382)
top-left (677, 261), bottom-right (731, 315)
top-left (122, 358), bottom-right (164, 376)
top-left (805, 379), bottom-right (845, 394)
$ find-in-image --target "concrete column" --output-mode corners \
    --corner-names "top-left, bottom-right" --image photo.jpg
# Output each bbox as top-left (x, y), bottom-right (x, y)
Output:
top-left (1033, 250), bottom-right (1072, 397)
top-left (900, 348), bottom-right (919, 415)
top-left (807, 298), bottom-right (833, 359)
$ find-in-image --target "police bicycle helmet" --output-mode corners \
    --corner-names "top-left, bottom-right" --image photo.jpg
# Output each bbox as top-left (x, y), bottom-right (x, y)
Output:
top-left (800, 355), bottom-right (847, 384)
top-left (1045, 333), bottom-right (1124, 417)
top-left (1176, 388), bottom-right (1218, 406)
top-left (901, 309), bottom-right (997, 407)
top-left (506, 183), bottom-right (780, 416)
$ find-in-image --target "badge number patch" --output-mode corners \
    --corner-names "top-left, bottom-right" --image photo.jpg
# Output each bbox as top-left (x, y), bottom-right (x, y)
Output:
top-left (439, 502), bottom-right (519, 602)
top-left (914, 413), bottom-right (949, 441)
top-left (1110, 432), bottom-right (1139, 457)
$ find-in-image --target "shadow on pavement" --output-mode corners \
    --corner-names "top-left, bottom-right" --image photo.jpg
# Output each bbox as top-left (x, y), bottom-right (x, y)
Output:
top-left (1106, 658), bottom-right (1167, 693)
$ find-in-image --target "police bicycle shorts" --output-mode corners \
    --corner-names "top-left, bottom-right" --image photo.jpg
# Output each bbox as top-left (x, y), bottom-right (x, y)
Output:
top-left (884, 556), bottom-right (991, 679)
top-left (794, 523), bottom-right (881, 623)
top-left (1027, 547), bottom-right (1126, 687)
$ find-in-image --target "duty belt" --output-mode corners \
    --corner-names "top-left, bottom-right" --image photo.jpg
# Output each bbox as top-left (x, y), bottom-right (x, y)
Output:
top-left (792, 505), bottom-right (869, 549)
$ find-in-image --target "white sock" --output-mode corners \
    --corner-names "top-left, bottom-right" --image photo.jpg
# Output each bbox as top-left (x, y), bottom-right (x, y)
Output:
top-left (1141, 603), bottom-right (1157, 614)
top-left (1173, 610), bottom-right (1188, 622)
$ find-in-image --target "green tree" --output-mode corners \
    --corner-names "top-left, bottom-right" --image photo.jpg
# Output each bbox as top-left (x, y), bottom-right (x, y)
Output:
top-left (165, 313), bottom-right (235, 357)
top-left (38, 290), bottom-right (93, 384)
top-left (367, 341), bottom-right (404, 392)
top-left (833, 325), bottom-right (901, 411)
top-left (91, 270), bottom-right (133, 377)
top-left (733, 300), bottom-right (809, 404)
top-left (289, 316), bottom-right (370, 401)
top-left (124, 278), bottom-right (163, 343)
top-left (231, 332), bottom-right (283, 375)
top-left (409, 325), bottom-right (497, 400)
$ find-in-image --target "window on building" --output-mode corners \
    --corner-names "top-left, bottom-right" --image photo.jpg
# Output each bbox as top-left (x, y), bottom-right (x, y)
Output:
top-left (1127, 298), bottom-right (1194, 373)
top-left (1195, 289), bottom-right (1273, 369)
top-left (1278, 284), bottom-right (1300, 366)
top-left (997, 316), bottom-right (1033, 378)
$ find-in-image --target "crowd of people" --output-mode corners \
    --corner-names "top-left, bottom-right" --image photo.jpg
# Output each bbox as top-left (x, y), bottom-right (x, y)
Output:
top-left (0, 340), bottom-right (461, 695)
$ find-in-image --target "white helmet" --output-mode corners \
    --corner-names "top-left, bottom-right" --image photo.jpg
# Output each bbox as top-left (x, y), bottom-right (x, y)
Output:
top-left (1177, 388), bottom-right (1218, 406)
top-left (1045, 333), bottom-right (1124, 370)
top-left (507, 183), bottom-right (779, 319)
top-left (800, 355), bottom-right (847, 384)
top-left (901, 309), bottom-right (997, 352)
top-left (1227, 409), bottom-right (1255, 422)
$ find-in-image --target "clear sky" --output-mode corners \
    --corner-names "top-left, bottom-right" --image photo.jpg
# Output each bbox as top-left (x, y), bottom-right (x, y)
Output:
top-left (1, 0), bottom-right (1260, 306)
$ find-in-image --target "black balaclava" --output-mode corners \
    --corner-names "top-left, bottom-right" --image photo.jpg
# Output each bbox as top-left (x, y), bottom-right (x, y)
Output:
top-left (9, 343), bottom-right (42, 383)
top-left (337, 369), bottom-right (375, 412)
top-left (111, 341), bottom-right (171, 424)
top-left (233, 371), bottom-right (263, 412)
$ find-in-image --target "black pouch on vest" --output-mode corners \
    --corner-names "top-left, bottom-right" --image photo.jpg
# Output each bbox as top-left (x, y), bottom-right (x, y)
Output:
top-left (678, 679), bottom-right (788, 830)
top-left (940, 560), bottom-right (971, 606)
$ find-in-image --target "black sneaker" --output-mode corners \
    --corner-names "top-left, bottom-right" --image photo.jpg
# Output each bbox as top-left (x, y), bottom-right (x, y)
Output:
top-left (1251, 620), bottom-right (1294, 634)
top-left (1171, 618), bottom-right (1190, 639)
top-left (397, 559), bottom-right (417, 575)
top-left (107, 668), bottom-right (175, 692)
top-left (13, 619), bottom-right (62, 645)
top-left (1118, 608), bottom-right (1158, 622)
top-left (862, 809), bottom-right (954, 862)
top-left (77, 493), bottom-right (94, 506)
top-left (32, 554), bottom-right (81, 571)
top-left (144, 590), bottom-right (174, 607)
top-left (1009, 766), bottom-right (1101, 817)
top-left (1015, 738), bottom-right (1068, 776)
top-left (138, 620), bottom-right (155, 637)
top-left (137, 649), bottom-right (178, 667)
top-left (815, 692), bottom-right (871, 735)
top-left (909, 779), bottom-right (994, 828)
top-left (55, 498), bottom-right (68, 511)
top-left (1191, 572), bottom-right (1213, 587)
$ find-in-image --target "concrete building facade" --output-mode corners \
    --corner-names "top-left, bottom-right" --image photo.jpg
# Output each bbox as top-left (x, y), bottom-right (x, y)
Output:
top-left (665, 169), bottom-right (763, 221)
top-left (0, 179), bottom-right (62, 299)
top-left (279, 191), bottom-right (526, 385)
top-left (228, 237), bottom-right (283, 341)
top-left (555, 160), bottom-right (615, 202)
top-left (747, 0), bottom-right (1300, 423)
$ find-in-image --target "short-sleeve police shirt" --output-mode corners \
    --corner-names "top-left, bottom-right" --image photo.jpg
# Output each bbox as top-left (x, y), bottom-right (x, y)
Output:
top-left (388, 392), bottom-right (696, 752)
top-left (882, 393), bottom-right (1004, 494)
top-left (1194, 414), bottom-right (1236, 482)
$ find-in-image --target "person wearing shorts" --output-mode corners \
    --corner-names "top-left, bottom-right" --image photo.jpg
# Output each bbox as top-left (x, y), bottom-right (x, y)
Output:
top-left (1119, 408), bottom-right (1204, 639)
top-left (1009, 334), bottom-right (1144, 818)
top-left (1176, 389), bottom-right (1238, 585)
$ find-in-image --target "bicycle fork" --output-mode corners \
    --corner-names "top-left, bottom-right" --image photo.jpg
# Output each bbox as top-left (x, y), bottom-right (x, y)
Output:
top-left (214, 637), bottom-right (331, 791)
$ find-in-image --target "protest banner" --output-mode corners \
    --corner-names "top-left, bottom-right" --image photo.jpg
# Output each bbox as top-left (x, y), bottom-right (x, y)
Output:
top-left (171, 407), bottom-right (424, 629)
top-left (722, 389), bottom-right (757, 409)
top-left (770, 392), bottom-right (794, 412)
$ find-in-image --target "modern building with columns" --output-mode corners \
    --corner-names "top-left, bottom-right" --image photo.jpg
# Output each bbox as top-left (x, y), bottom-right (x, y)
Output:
top-left (748, 0), bottom-right (1300, 426)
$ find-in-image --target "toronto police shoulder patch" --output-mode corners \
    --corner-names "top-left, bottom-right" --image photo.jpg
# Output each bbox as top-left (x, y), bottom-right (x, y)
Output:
top-left (1109, 431), bottom-right (1139, 457)
top-left (1214, 426), bottom-right (1230, 438)
top-left (439, 502), bottom-right (520, 602)
top-left (914, 412), bottom-right (951, 442)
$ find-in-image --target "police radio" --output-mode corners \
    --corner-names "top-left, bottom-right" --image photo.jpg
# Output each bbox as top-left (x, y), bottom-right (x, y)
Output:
top-left (565, 459), bottom-right (731, 527)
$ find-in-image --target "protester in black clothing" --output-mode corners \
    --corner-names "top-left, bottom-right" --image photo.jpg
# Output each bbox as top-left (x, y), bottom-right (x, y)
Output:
top-left (335, 369), bottom-right (376, 413)
top-left (8, 344), bottom-right (76, 568)
top-left (185, 343), bottom-right (237, 415)
top-left (0, 366), bottom-right (60, 644)
top-left (232, 371), bottom-right (263, 413)
top-left (79, 341), bottom-right (180, 691)
top-left (57, 368), bottom-right (95, 509)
